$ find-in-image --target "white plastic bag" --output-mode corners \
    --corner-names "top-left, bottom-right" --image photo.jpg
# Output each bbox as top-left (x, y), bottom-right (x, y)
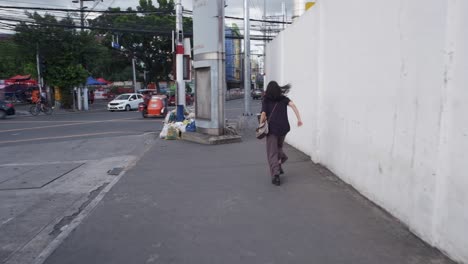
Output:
top-left (159, 124), bottom-right (169, 139)
top-left (173, 122), bottom-right (187, 133)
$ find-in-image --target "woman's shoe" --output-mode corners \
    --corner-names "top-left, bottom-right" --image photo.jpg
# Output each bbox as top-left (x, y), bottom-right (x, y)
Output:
top-left (272, 175), bottom-right (281, 186)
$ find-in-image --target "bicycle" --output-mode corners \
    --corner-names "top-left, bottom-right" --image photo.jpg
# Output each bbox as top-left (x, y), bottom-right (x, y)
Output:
top-left (30, 100), bottom-right (53, 116)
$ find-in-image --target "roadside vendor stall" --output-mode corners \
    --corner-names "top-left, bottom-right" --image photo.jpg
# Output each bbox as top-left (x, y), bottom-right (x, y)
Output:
top-left (2, 75), bottom-right (39, 103)
top-left (86, 77), bottom-right (110, 101)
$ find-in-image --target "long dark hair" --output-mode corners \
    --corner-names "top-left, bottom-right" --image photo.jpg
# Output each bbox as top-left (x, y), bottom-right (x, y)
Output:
top-left (264, 81), bottom-right (291, 101)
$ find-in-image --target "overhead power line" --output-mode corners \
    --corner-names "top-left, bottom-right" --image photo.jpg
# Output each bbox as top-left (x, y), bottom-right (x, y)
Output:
top-left (0, 0), bottom-right (69, 8)
top-left (0, 16), bottom-right (175, 34)
top-left (0, 16), bottom-right (273, 41)
top-left (0, 5), bottom-right (173, 14)
top-left (182, 9), bottom-right (292, 25)
top-left (224, 15), bottom-right (291, 24)
top-left (0, 5), bottom-right (291, 25)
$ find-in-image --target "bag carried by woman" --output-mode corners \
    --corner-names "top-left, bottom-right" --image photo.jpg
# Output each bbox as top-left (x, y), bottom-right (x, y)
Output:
top-left (256, 103), bottom-right (278, 139)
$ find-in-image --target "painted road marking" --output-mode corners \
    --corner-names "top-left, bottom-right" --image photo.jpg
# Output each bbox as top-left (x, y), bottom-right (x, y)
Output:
top-left (0, 131), bottom-right (133, 144)
top-left (0, 120), bottom-right (94, 124)
top-left (0, 118), bottom-right (162, 133)
top-left (0, 119), bottom-right (161, 124)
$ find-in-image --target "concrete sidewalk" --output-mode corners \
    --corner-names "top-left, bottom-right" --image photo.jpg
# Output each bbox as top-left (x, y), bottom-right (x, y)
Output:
top-left (41, 132), bottom-right (454, 264)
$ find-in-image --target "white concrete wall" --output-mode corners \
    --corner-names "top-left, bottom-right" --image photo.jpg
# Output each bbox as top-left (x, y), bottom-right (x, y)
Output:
top-left (266, 10), bottom-right (321, 160)
top-left (265, 0), bottom-right (468, 262)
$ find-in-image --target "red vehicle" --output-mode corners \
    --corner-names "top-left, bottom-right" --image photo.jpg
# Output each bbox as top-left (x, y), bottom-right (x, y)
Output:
top-left (139, 95), bottom-right (168, 118)
top-left (168, 94), bottom-right (193, 106)
top-left (0, 100), bottom-right (15, 119)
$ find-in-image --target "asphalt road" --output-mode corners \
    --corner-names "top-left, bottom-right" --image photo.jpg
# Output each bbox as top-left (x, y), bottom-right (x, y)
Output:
top-left (0, 99), bottom-right (261, 147)
top-left (0, 102), bottom-right (164, 147)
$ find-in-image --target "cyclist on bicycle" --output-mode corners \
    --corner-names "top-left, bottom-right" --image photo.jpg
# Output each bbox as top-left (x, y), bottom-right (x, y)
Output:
top-left (40, 91), bottom-right (47, 104)
top-left (30, 91), bottom-right (53, 116)
top-left (39, 91), bottom-right (51, 110)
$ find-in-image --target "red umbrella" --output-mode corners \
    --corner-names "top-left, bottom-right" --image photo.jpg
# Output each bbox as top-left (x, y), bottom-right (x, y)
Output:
top-left (5, 75), bottom-right (37, 86)
top-left (97, 78), bottom-right (111, 84)
top-left (7, 74), bottom-right (31, 81)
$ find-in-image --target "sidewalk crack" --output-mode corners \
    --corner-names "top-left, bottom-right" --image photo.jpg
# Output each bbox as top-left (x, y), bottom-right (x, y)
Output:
top-left (49, 183), bottom-right (108, 236)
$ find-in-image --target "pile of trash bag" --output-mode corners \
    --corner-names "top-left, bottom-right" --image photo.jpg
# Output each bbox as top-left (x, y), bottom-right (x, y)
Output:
top-left (159, 109), bottom-right (196, 140)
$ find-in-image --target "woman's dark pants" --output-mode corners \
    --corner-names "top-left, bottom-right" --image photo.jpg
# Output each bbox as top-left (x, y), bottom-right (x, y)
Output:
top-left (266, 134), bottom-right (288, 177)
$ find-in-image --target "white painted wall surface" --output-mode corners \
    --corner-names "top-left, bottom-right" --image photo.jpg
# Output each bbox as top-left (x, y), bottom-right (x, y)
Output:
top-left (266, 10), bottom-right (321, 160)
top-left (265, 0), bottom-right (468, 262)
top-left (433, 0), bottom-right (468, 261)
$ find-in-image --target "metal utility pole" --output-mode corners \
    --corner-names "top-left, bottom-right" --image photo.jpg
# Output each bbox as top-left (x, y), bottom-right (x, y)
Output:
top-left (263, 0), bottom-right (266, 44)
top-left (132, 57), bottom-right (137, 93)
top-left (243, 0), bottom-right (252, 116)
top-left (175, 0), bottom-right (185, 121)
top-left (72, 0), bottom-right (94, 31)
top-left (263, 0), bottom-right (266, 84)
top-left (79, 0), bottom-right (84, 30)
top-left (282, 2), bottom-right (286, 30)
top-left (36, 46), bottom-right (43, 94)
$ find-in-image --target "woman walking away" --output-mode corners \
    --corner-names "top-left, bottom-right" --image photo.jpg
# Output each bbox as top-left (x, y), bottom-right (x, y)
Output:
top-left (260, 81), bottom-right (303, 186)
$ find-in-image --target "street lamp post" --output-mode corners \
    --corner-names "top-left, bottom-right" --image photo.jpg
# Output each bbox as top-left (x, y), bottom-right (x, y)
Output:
top-left (243, 0), bottom-right (252, 116)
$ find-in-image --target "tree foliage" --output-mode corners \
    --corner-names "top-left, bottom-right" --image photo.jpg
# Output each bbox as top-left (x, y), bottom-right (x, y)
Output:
top-left (13, 13), bottom-right (96, 106)
top-left (0, 0), bottom-right (193, 106)
top-left (0, 40), bottom-right (28, 79)
top-left (90, 0), bottom-right (192, 86)
top-left (14, 14), bottom-right (89, 85)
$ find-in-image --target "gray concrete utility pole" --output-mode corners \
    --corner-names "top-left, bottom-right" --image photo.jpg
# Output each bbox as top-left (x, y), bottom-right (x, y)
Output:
top-left (243, 0), bottom-right (252, 116)
top-left (192, 0), bottom-right (226, 136)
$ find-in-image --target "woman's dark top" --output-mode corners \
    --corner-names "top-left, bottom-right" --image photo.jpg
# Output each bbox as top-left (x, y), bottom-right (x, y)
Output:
top-left (261, 96), bottom-right (291, 136)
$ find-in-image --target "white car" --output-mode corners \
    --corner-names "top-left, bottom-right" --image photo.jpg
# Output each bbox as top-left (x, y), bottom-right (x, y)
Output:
top-left (107, 93), bottom-right (143, 111)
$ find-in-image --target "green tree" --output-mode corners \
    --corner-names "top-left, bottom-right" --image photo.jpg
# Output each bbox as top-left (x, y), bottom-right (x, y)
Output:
top-left (0, 41), bottom-right (19, 79)
top-left (90, 0), bottom-right (192, 90)
top-left (14, 13), bottom-right (105, 107)
top-left (0, 39), bottom-right (40, 79)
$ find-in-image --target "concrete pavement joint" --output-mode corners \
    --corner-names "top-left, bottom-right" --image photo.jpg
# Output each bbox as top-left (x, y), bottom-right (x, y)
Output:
top-left (31, 141), bottom-right (156, 264)
top-left (0, 163), bottom-right (85, 191)
top-left (29, 172), bottom-right (123, 264)
top-left (3, 194), bottom-right (86, 264)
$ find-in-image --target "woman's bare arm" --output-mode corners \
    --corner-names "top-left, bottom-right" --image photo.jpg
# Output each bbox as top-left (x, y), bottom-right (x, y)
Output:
top-left (260, 111), bottom-right (267, 124)
top-left (288, 101), bottom-right (303, 127)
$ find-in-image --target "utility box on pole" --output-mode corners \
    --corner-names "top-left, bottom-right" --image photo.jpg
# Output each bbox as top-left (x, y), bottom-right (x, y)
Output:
top-left (193, 0), bottom-right (226, 136)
